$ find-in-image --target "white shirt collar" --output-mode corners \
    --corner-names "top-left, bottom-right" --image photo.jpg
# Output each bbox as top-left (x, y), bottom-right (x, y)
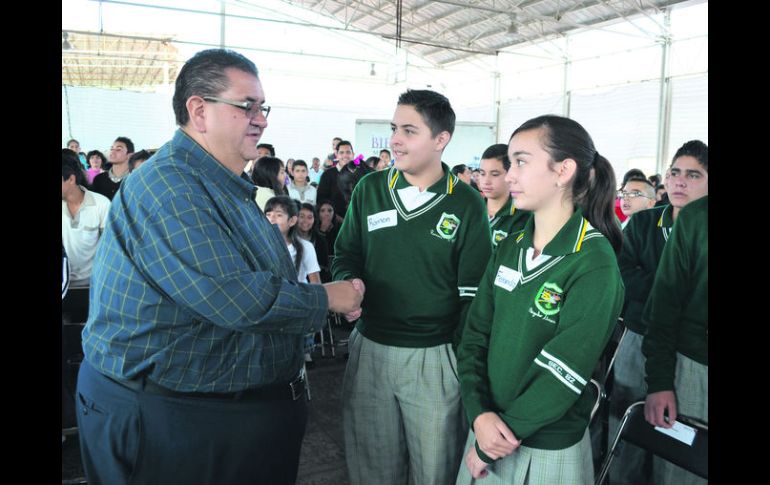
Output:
top-left (396, 185), bottom-right (437, 212)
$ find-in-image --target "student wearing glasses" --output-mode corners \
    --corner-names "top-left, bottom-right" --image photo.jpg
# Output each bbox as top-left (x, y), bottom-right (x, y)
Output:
top-left (617, 177), bottom-right (657, 229)
top-left (610, 140), bottom-right (708, 485)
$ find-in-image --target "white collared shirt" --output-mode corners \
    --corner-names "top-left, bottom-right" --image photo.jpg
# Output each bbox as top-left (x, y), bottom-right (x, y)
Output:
top-left (396, 185), bottom-right (437, 212)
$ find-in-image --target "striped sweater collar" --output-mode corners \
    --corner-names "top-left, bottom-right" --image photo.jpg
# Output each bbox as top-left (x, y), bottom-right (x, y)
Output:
top-left (386, 162), bottom-right (459, 195)
top-left (515, 207), bottom-right (596, 257)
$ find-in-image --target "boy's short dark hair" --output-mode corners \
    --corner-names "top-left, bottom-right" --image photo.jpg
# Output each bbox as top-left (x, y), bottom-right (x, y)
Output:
top-left (481, 143), bottom-right (510, 171)
top-left (672, 140), bottom-right (708, 172)
top-left (115, 136), bottom-right (135, 154)
top-left (62, 150), bottom-right (86, 186)
top-left (336, 140), bottom-right (354, 152)
top-left (451, 164), bottom-right (468, 176)
top-left (257, 143), bottom-right (276, 157)
top-left (397, 89), bottom-right (455, 138)
top-left (129, 150), bottom-right (153, 171)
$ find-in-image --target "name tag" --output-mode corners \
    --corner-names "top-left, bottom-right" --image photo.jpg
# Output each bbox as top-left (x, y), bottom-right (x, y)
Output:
top-left (368, 210), bottom-right (398, 232)
top-left (494, 265), bottom-right (521, 292)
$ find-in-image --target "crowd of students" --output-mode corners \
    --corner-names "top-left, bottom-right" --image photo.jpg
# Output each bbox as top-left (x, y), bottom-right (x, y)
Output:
top-left (63, 47), bottom-right (707, 485)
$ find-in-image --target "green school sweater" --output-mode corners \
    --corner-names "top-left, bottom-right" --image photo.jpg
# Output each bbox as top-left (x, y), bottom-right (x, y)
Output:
top-left (332, 163), bottom-right (492, 348)
top-left (457, 209), bottom-right (624, 459)
top-left (642, 196), bottom-right (708, 393)
top-left (489, 197), bottom-right (531, 249)
top-left (618, 205), bottom-right (674, 334)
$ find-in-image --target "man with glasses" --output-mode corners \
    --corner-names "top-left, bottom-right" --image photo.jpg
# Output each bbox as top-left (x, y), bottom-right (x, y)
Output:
top-left (91, 136), bottom-right (134, 200)
top-left (75, 48), bottom-right (364, 485)
top-left (609, 140), bottom-right (708, 485)
top-left (617, 177), bottom-right (656, 229)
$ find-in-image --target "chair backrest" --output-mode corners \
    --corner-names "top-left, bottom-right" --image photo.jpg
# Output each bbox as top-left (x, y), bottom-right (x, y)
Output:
top-left (588, 378), bottom-right (604, 423)
top-left (602, 401), bottom-right (708, 481)
top-left (603, 319), bottom-right (627, 383)
top-left (592, 318), bottom-right (627, 386)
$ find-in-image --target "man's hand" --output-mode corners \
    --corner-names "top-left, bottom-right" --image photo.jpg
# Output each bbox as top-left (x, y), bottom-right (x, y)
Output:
top-left (644, 390), bottom-right (677, 428)
top-left (343, 279), bottom-right (365, 321)
top-left (473, 412), bottom-right (520, 460)
top-left (465, 445), bottom-right (490, 479)
top-left (323, 279), bottom-right (364, 314)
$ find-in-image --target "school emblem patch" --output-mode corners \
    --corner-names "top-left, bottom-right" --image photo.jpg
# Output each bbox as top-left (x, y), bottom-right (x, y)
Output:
top-left (534, 282), bottom-right (564, 316)
top-left (435, 213), bottom-right (461, 240)
top-left (492, 229), bottom-right (509, 246)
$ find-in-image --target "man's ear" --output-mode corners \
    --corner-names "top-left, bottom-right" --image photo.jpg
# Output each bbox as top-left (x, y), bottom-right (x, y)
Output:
top-left (186, 96), bottom-right (208, 132)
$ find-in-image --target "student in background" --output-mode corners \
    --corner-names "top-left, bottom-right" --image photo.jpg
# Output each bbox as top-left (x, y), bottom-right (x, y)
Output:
top-left (617, 176), bottom-right (656, 229)
top-left (611, 140), bottom-right (708, 485)
top-left (252, 156), bottom-right (287, 210)
top-left (642, 195), bottom-right (708, 485)
top-left (288, 159), bottom-right (318, 205)
top-left (85, 150), bottom-right (107, 185)
top-left (266, 196), bottom-right (322, 368)
top-left (297, 202), bottom-right (331, 283)
top-left (477, 143), bottom-right (530, 249)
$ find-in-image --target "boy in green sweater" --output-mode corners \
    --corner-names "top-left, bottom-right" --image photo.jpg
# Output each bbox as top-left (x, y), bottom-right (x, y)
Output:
top-left (478, 143), bottom-right (531, 249)
top-left (456, 115), bottom-right (624, 484)
top-left (610, 140), bottom-right (708, 485)
top-left (332, 89), bottom-right (491, 485)
top-left (642, 195), bottom-right (708, 485)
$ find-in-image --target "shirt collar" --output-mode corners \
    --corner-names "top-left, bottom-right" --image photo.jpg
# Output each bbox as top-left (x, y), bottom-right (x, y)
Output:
top-left (515, 207), bottom-right (591, 257)
top-left (77, 186), bottom-right (97, 207)
top-left (657, 204), bottom-right (674, 228)
top-left (386, 162), bottom-right (459, 195)
top-left (493, 196), bottom-right (516, 218)
top-left (174, 129), bottom-right (256, 199)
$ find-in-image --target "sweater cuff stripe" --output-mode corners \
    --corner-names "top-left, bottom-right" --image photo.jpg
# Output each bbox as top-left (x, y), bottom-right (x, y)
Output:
top-left (533, 357), bottom-right (582, 395)
top-left (540, 349), bottom-right (587, 385)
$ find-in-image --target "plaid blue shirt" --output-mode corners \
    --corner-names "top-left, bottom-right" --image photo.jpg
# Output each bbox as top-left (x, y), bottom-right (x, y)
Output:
top-left (82, 129), bottom-right (328, 392)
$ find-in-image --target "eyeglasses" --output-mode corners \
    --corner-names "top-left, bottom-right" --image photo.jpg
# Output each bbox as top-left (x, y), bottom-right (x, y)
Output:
top-left (203, 96), bottom-right (271, 119)
top-left (617, 190), bottom-right (654, 199)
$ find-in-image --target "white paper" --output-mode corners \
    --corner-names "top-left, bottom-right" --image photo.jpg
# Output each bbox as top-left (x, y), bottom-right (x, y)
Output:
top-left (654, 420), bottom-right (697, 446)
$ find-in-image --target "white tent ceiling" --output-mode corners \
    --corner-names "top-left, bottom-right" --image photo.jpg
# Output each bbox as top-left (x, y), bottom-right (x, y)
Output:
top-left (62, 0), bottom-right (700, 88)
top-left (279, 0), bottom-right (691, 65)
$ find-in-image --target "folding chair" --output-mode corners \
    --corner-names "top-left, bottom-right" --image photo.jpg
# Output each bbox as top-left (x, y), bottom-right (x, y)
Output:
top-left (589, 318), bottom-right (628, 465)
top-left (300, 362), bottom-right (311, 401)
top-left (318, 311), bottom-right (337, 357)
top-left (595, 401), bottom-right (708, 484)
top-left (592, 317), bottom-right (628, 388)
top-left (588, 378), bottom-right (604, 423)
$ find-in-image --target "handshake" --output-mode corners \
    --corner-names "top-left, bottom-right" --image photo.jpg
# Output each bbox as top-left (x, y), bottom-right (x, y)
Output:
top-left (323, 278), bottom-right (366, 322)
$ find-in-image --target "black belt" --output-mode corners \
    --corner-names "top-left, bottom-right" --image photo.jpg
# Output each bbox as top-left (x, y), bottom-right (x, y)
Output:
top-left (110, 373), bottom-right (305, 402)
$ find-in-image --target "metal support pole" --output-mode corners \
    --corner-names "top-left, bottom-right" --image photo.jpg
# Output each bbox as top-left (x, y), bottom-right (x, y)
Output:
top-left (656, 9), bottom-right (673, 175)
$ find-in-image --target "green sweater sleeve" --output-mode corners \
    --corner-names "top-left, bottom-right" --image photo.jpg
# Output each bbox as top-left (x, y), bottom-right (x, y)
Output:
top-left (457, 255), bottom-right (498, 425)
top-left (453, 194), bottom-right (493, 350)
top-left (456, 255), bottom-right (499, 464)
top-left (331, 182), bottom-right (365, 282)
top-left (641, 198), bottom-right (707, 393)
top-left (618, 216), bottom-right (654, 320)
top-left (641, 224), bottom-right (689, 392)
top-left (498, 265), bottom-right (622, 440)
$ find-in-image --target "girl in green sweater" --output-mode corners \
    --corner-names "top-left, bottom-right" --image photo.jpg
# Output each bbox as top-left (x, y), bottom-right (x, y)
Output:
top-left (456, 115), bottom-right (624, 484)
